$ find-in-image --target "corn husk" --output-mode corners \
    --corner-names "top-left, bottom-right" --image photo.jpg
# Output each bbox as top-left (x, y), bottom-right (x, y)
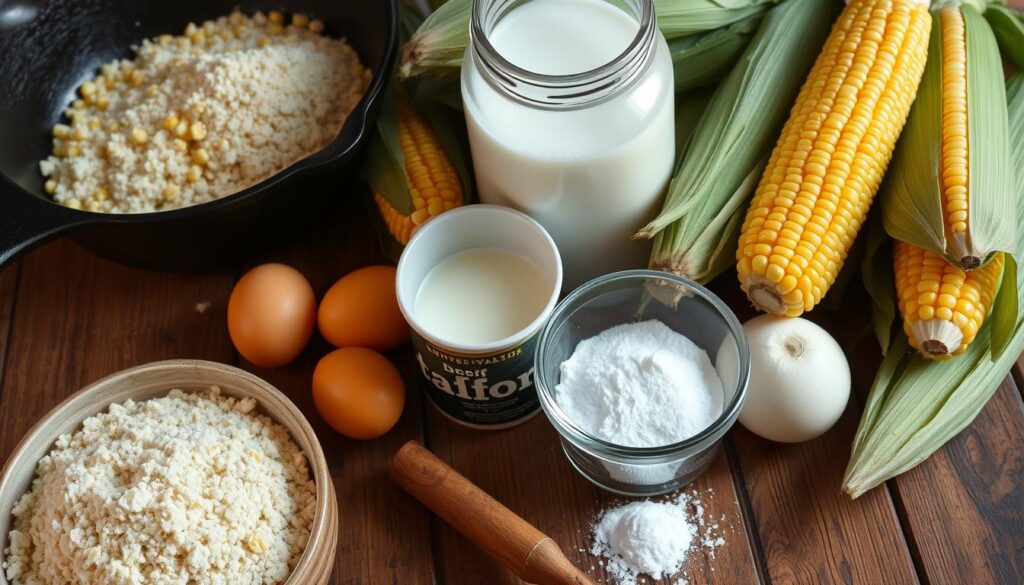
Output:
top-left (669, 12), bottom-right (763, 91)
top-left (843, 74), bottom-right (1024, 499)
top-left (635, 0), bottom-right (831, 289)
top-left (985, 3), bottom-right (1024, 68)
top-left (880, 3), bottom-right (1015, 270)
top-left (399, 0), bottom-right (779, 79)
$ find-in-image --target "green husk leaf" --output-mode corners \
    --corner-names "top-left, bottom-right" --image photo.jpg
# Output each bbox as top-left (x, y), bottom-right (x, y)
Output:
top-left (399, 0), bottom-right (780, 79)
top-left (673, 89), bottom-right (717, 157)
top-left (985, 4), bottom-right (1024, 68)
top-left (843, 73), bottom-right (1024, 499)
top-left (670, 12), bottom-right (763, 91)
top-left (861, 210), bottom-right (897, 353)
top-left (363, 88), bottom-right (412, 215)
top-left (400, 0), bottom-right (471, 78)
top-left (640, 0), bottom-right (831, 283)
top-left (990, 254), bottom-right (1017, 360)
top-left (881, 4), bottom-right (1014, 270)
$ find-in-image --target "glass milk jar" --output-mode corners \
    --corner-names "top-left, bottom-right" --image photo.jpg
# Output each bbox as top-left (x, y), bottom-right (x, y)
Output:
top-left (461, 0), bottom-right (675, 290)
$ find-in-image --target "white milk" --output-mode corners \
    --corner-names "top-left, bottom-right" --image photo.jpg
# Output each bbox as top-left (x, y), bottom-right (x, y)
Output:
top-left (414, 247), bottom-right (550, 345)
top-left (462, 0), bottom-right (675, 290)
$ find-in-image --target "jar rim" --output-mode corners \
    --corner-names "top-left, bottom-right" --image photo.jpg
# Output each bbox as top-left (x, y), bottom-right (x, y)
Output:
top-left (468, 0), bottom-right (658, 110)
top-left (534, 270), bottom-right (752, 461)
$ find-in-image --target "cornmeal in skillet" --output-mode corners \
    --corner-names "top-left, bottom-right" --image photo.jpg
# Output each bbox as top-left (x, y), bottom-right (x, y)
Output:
top-left (40, 10), bottom-right (371, 213)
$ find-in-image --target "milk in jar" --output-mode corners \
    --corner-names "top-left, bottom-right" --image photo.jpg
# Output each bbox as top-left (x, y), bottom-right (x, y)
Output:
top-left (462, 0), bottom-right (675, 289)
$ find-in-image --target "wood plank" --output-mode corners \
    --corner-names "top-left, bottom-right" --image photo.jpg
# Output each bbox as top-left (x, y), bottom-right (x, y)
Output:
top-left (718, 278), bottom-right (918, 585)
top-left (839, 282), bottom-right (1024, 585)
top-left (0, 265), bottom-right (19, 397)
top-left (238, 196), bottom-right (435, 585)
top-left (0, 239), bottom-right (234, 463)
top-left (886, 379), bottom-right (1024, 585)
top-left (426, 408), bottom-right (762, 585)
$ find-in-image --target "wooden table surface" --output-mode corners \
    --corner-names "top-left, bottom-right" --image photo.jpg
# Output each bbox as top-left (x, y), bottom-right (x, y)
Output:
top-left (1, 191), bottom-right (1021, 585)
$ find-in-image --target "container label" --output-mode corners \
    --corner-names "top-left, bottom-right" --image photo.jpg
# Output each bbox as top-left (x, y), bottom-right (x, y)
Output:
top-left (411, 331), bottom-right (540, 427)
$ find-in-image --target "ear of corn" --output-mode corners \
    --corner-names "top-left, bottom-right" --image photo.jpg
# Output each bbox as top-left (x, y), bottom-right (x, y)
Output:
top-left (399, 0), bottom-right (779, 79)
top-left (845, 73), bottom-right (1024, 500)
top-left (893, 241), bottom-right (1003, 359)
top-left (365, 88), bottom-right (470, 251)
top-left (638, 0), bottom-right (831, 291)
top-left (880, 3), bottom-right (1014, 270)
top-left (736, 0), bottom-right (931, 317)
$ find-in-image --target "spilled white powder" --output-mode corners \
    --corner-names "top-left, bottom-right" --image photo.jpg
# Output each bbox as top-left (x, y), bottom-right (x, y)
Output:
top-left (592, 500), bottom-right (694, 580)
top-left (555, 320), bottom-right (724, 448)
top-left (590, 490), bottom-right (727, 585)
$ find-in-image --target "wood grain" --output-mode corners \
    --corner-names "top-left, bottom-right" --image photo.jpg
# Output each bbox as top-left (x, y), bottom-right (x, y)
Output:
top-left (0, 240), bottom-right (234, 464)
top-left (426, 408), bottom-right (761, 585)
top-left (237, 196), bottom-right (435, 585)
top-left (887, 379), bottom-right (1024, 585)
top-left (0, 266), bottom-right (19, 397)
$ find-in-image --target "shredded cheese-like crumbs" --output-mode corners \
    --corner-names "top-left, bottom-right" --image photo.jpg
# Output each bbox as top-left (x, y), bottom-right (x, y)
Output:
top-left (2, 386), bottom-right (316, 585)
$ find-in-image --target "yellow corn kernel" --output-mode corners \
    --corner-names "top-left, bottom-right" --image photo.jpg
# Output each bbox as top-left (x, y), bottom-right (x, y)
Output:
top-left (71, 127), bottom-right (88, 141)
top-left (737, 0), bottom-right (931, 316)
top-left (229, 10), bottom-right (244, 25)
top-left (163, 184), bottom-right (180, 202)
top-left (257, 36), bottom-right (271, 47)
top-left (186, 165), bottom-right (203, 183)
top-left (894, 240), bottom-right (1003, 358)
top-left (88, 118), bottom-right (101, 131)
top-left (191, 147), bottom-right (210, 165)
top-left (79, 81), bottom-right (97, 98)
top-left (252, 11), bottom-right (267, 25)
top-left (191, 31), bottom-right (206, 45)
top-left (44, 179), bottom-right (57, 195)
top-left (292, 13), bottom-right (309, 28)
top-left (131, 127), bottom-right (148, 144)
top-left (163, 114), bottom-right (180, 132)
top-left (174, 120), bottom-right (189, 138)
top-left (128, 69), bottom-right (144, 86)
top-left (189, 122), bottom-right (207, 141)
top-left (67, 145), bottom-right (81, 157)
top-left (268, 10), bottom-right (284, 24)
top-left (309, 19), bottom-right (324, 34)
top-left (52, 124), bottom-right (71, 139)
top-left (95, 96), bottom-right (109, 111)
top-left (93, 187), bottom-right (109, 201)
top-left (173, 138), bottom-right (189, 152)
top-left (108, 121), bottom-right (121, 132)
top-left (267, 22), bottom-right (284, 35)
top-left (72, 99), bottom-right (85, 110)
top-left (64, 198), bottom-right (82, 210)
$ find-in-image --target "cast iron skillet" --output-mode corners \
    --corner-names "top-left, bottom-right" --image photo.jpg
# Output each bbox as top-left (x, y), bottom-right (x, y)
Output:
top-left (0, 0), bottom-right (397, 270)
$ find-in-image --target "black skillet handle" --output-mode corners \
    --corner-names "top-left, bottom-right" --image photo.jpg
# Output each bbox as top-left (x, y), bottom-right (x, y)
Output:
top-left (0, 180), bottom-right (85, 270)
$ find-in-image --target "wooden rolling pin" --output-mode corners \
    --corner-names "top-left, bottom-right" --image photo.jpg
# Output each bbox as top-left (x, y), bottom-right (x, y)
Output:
top-left (390, 441), bottom-right (595, 585)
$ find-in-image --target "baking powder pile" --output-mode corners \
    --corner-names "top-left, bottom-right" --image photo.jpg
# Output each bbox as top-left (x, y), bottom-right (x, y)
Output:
top-left (590, 490), bottom-right (726, 585)
top-left (554, 320), bottom-right (724, 447)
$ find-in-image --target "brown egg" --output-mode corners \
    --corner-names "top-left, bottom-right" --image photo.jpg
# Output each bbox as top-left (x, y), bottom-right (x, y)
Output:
top-left (318, 265), bottom-right (409, 351)
top-left (228, 263), bottom-right (316, 367)
top-left (312, 347), bottom-right (405, 439)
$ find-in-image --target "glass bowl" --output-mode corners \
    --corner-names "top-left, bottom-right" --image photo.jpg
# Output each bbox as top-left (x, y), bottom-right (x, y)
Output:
top-left (535, 270), bottom-right (750, 496)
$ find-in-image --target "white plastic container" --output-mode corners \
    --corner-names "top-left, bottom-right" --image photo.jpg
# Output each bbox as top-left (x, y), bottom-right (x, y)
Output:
top-left (396, 205), bottom-right (562, 429)
top-left (462, 0), bottom-right (675, 290)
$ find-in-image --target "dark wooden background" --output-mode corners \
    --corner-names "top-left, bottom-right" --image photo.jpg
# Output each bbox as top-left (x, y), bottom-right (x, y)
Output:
top-left (0, 189), bottom-right (1021, 585)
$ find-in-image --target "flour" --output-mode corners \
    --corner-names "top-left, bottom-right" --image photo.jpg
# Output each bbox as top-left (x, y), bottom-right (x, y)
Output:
top-left (554, 320), bottom-right (725, 448)
top-left (590, 490), bottom-right (727, 585)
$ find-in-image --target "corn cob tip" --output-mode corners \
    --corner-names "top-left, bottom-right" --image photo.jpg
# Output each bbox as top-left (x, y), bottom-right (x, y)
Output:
top-left (949, 233), bottom-right (981, 269)
top-left (747, 281), bottom-right (787, 315)
top-left (912, 319), bottom-right (963, 359)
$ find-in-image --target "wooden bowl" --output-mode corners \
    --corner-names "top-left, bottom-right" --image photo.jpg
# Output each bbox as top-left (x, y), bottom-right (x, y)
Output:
top-left (0, 359), bottom-right (337, 585)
